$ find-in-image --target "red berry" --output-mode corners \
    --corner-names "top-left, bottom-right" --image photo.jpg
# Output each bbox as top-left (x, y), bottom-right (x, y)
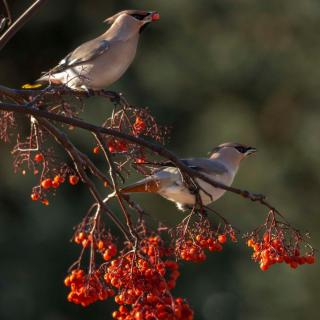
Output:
top-left (247, 239), bottom-right (254, 247)
top-left (97, 240), bottom-right (105, 251)
top-left (263, 232), bottom-right (270, 242)
top-left (260, 262), bottom-right (269, 271)
top-left (52, 180), bottom-right (60, 188)
top-left (41, 199), bottom-right (49, 206)
top-left (41, 178), bottom-right (52, 189)
top-left (305, 255), bottom-right (315, 264)
top-left (69, 175), bottom-right (79, 185)
top-left (34, 153), bottom-right (44, 163)
top-left (136, 157), bottom-right (145, 164)
top-left (103, 250), bottom-right (112, 261)
top-left (54, 175), bottom-right (64, 184)
top-left (151, 12), bottom-right (160, 21)
top-left (218, 234), bottom-right (227, 244)
top-left (133, 117), bottom-right (146, 135)
top-left (31, 193), bottom-right (40, 201)
top-left (93, 146), bottom-right (100, 154)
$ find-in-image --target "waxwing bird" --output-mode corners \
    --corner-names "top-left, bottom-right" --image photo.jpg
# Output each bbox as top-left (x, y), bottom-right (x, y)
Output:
top-left (119, 143), bottom-right (256, 211)
top-left (36, 10), bottom-right (160, 91)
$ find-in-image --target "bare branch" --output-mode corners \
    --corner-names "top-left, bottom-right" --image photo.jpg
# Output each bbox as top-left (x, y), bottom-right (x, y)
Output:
top-left (94, 132), bottom-right (138, 239)
top-left (0, 0), bottom-right (48, 51)
top-left (36, 116), bottom-right (132, 241)
top-left (3, 0), bottom-right (12, 25)
top-left (0, 99), bottom-right (287, 221)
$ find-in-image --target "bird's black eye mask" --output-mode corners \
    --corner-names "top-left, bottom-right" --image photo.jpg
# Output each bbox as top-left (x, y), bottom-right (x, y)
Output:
top-left (129, 13), bottom-right (151, 33)
top-left (130, 13), bottom-right (148, 21)
top-left (210, 145), bottom-right (253, 155)
top-left (235, 146), bottom-right (249, 154)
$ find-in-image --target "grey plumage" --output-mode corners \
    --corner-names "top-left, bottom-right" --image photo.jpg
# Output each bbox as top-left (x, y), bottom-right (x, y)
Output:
top-left (37, 10), bottom-right (159, 90)
top-left (178, 158), bottom-right (228, 175)
top-left (48, 39), bottom-right (110, 75)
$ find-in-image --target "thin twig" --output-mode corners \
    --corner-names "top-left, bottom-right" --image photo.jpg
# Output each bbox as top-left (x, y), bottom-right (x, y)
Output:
top-left (94, 132), bottom-right (138, 240)
top-left (79, 151), bottom-right (112, 187)
top-left (3, 0), bottom-right (12, 25)
top-left (0, 0), bottom-right (47, 51)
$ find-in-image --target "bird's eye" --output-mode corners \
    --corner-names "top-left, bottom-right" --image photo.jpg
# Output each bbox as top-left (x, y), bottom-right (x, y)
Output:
top-left (130, 14), bottom-right (147, 21)
top-left (235, 146), bottom-right (247, 153)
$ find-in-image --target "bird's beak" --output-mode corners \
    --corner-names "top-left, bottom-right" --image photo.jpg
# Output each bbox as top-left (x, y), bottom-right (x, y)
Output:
top-left (245, 147), bottom-right (257, 156)
top-left (144, 11), bottom-right (160, 23)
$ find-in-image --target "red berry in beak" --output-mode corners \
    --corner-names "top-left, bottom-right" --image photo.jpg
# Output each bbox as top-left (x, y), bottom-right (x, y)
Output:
top-left (151, 12), bottom-right (160, 21)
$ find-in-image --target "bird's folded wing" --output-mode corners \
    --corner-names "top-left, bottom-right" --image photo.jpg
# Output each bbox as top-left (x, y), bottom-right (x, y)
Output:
top-left (40, 38), bottom-right (110, 76)
top-left (181, 158), bottom-right (228, 175)
top-left (144, 158), bottom-right (228, 175)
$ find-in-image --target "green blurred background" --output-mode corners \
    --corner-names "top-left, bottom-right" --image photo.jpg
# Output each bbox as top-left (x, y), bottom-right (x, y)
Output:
top-left (0, 0), bottom-right (319, 319)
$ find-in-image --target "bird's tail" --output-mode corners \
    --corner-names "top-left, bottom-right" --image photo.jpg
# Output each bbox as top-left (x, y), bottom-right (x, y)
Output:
top-left (21, 83), bottom-right (43, 89)
top-left (36, 73), bottom-right (62, 85)
top-left (35, 75), bottom-right (49, 85)
top-left (21, 74), bottom-right (62, 89)
top-left (102, 179), bottom-right (160, 204)
top-left (121, 179), bottom-right (161, 194)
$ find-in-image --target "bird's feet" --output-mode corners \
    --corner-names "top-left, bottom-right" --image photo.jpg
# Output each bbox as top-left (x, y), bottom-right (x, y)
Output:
top-left (78, 88), bottom-right (128, 106)
top-left (99, 90), bottom-right (123, 105)
top-left (79, 86), bottom-right (95, 97)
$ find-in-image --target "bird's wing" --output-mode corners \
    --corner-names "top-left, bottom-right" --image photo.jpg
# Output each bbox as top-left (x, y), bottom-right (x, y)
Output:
top-left (42, 38), bottom-right (110, 75)
top-left (180, 158), bottom-right (228, 175)
top-left (145, 158), bottom-right (228, 175)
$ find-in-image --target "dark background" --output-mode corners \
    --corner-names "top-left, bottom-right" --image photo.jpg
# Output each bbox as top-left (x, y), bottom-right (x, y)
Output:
top-left (0, 1), bottom-right (319, 319)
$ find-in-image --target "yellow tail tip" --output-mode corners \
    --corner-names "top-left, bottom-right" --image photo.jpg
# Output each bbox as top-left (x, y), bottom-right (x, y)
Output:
top-left (22, 83), bottom-right (42, 89)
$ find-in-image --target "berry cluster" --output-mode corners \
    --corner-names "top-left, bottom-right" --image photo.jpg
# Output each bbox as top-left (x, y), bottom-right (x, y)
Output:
top-left (102, 236), bottom-right (193, 320)
top-left (41, 175), bottom-right (65, 189)
top-left (74, 231), bottom-right (93, 248)
top-left (99, 240), bottom-right (117, 261)
top-left (178, 233), bottom-right (227, 262)
top-left (64, 269), bottom-right (114, 307)
top-left (247, 232), bottom-right (316, 271)
top-left (107, 139), bottom-right (128, 153)
top-left (74, 231), bottom-right (118, 260)
top-left (112, 296), bottom-right (193, 320)
top-left (30, 174), bottom-right (79, 205)
top-left (103, 107), bottom-right (167, 144)
top-left (174, 215), bottom-right (236, 263)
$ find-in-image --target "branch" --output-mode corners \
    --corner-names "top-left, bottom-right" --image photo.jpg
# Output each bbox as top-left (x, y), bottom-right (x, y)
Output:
top-left (0, 100), bottom-right (281, 216)
top-left (0, 0), bottom-right (47, 51)
top-left (2, 0), bottom-right (12, 25)
top-left (94, 132), bottom-right (138, 239)
top-left (36, 116), bottom-right (132, 241)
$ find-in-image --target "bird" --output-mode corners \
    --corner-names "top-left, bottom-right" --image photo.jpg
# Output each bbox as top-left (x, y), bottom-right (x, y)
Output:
top-left (36, 10), bottom-right (160, 91)
top-left (118, 143), bottom-right (256, 211)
